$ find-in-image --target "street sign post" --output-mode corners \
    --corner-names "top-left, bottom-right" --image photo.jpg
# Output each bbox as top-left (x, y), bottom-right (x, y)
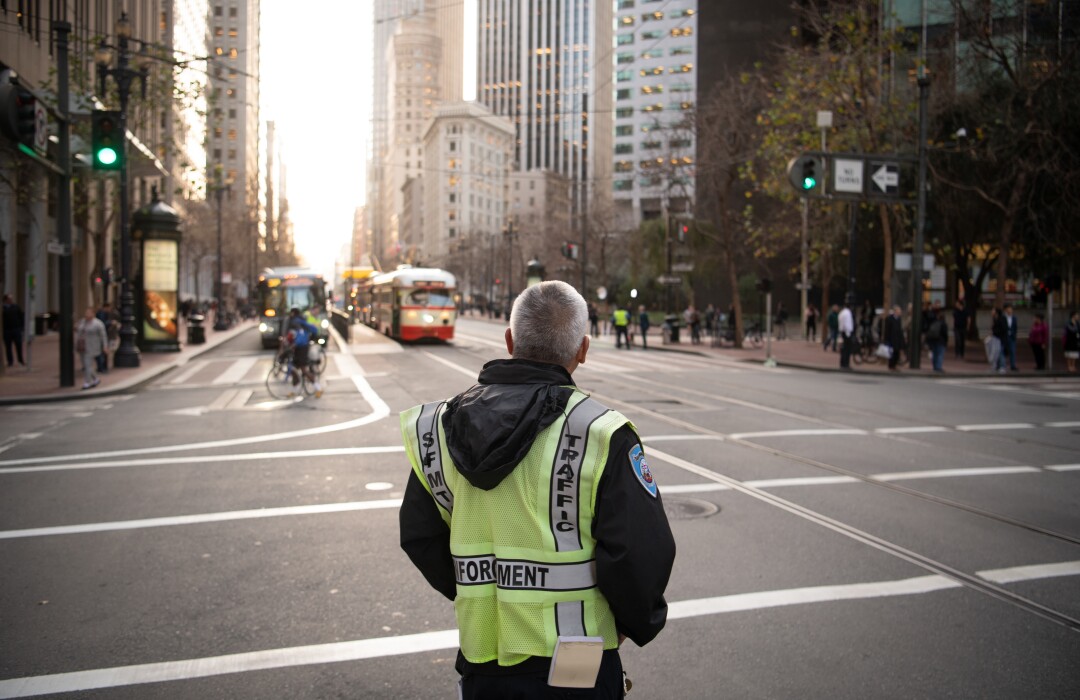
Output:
top-left (870, 162), bottom-right (899, 196)
top-left (657, 274), bottom-right (682, 285)
top-left (833, 158), bottom-right (864, 194)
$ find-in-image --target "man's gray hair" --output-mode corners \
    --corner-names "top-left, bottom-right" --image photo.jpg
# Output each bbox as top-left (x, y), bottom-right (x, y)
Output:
top-left (509, 281), bottom-right (587, 366)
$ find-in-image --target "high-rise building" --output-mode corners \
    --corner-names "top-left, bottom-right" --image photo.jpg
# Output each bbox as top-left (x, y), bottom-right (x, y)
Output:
top-left (475, 0), bottom-right (614, 226)
top-left (205, 0), bottom-right (261, 296)
top-left (612, 0), bottom-right (698, 230)
top-left (368, 0), bottom-right (464, 269)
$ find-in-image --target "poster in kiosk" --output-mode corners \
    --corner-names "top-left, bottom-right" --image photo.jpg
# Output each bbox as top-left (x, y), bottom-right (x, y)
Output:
top-left (132, 194), bottom-right (182, 352)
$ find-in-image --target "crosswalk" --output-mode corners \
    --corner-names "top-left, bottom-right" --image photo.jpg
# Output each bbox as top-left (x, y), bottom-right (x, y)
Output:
top-left (452, 331), bottom-right (759, 374)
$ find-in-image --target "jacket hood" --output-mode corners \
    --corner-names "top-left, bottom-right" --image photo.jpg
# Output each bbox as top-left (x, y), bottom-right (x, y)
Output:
top-left (442, 359), bottom-right (575, 490)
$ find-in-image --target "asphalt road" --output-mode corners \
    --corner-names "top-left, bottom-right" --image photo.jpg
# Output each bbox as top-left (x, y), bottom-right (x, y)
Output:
top-left (1, 317), bottom-right (1078, 698)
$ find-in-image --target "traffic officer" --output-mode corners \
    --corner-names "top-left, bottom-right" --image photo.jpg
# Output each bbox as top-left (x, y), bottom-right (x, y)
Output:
top-left (611, 303), bottom-right (631, 349)
top-left (400, 280), bottom-right (675, 699)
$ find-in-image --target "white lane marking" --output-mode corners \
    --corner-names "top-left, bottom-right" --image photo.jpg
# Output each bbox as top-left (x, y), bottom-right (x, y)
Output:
top-left (0, 370), bottom-right (390, 468)
top-left (451, 331), bottom-right (506, 350)
top-left (643, 435), bottom-right (725, 443)
top-left (729, 429), bottom-right (868, 440)
top-left (955, 423), bottom-right (1036, 431)
top-left (227, 389), bottom-right (253, 410)
top-left (0, 499), bottom-right (404, 540)
top-left (874, 426), bottom-right (949, 434)
top-left (167, 360), bottom-right (209, 385)
top-left (211, 357), bottom-right (259, 385)
top-left (3, 563), bottom-right (1076, 698)
top-left (977, 561), bottom-right (1080, 584)
top-left (207, 389), bottom-right (239, 412)
top-left (0, 630), bottom-right (459, 698)
top-left (668, 575), bottom-right (962, 619)
top-left (1046, 421), bottom-right (1080, 428)
top-left (0, 446), bottom-right (405, 476)
top-left (1046, 464), bottom-right (1080, 472)
top-left (4, 460), bottom-right (1055, 538)
top-left (420, 350), bottom-right (477, 379)
top-left (874, 466), bottom-right (1041, 481)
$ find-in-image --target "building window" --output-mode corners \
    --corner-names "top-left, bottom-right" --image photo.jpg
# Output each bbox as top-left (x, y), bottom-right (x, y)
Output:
top-left (616, 70), bottom-right (634, 82)
top-left (228, 27), bottom-right (238, 37)
top-left (450, 193), bottom-right (456, 203)
top-left (214, 26), bottom-right (223, 37)
top-left (617, 52), bottom-right (635, 64)
top-left (213, 148), bottom-right (222, 160)
top-left (641, 49), bottom-right (663, 59)
top-left (214, 5), bottom-right (222, 16)
top-left (670, 9), bottom-right (696, 18)
top-left (641, 11), bottom-right (663, 21)
top-left (227, 129), bottom-right (237, 140)
top-left (669, 139), bottom-right (692, 149)
top-left (615, 143), bottom-right (633, 155)
top-left (228, 108), bottom-right (236, 118)
top-left (617, 33), bottom-right (634, 46)
top-left (616, 89), bottom-right (632, 100)
top-left (641, 84), bottom-right (664, 94)
top-left (641, 30), bottom-right (663, 40)
top-left (619, 16), bottom-right (635, 25)
top-left (229, 7), bottom-right (238, 17)
top-left (228, 148), bottom-right (237, 159)
top-left (616, 107), bottom-right (634, 118)
top-left (615, 160), bottom-right (634, 172)
top-left (617, 0), bottom-right (635, 8)
top-left (616, 125), bottom-right (633, 136)
top-left (640, 66), bottom-right (663, 76)
top-left (614, 180), bottom-right (633, 191)
top-left (643, 140), bottom-right (662, 150)
top-left (671, 27), bottom-right (693, 37)
top-left (449, 228), bottom-right (457, 238)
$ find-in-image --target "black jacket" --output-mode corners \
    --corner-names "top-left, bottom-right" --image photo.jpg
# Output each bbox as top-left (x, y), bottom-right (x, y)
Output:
top-left (399, 359), bottom-right (676, 672)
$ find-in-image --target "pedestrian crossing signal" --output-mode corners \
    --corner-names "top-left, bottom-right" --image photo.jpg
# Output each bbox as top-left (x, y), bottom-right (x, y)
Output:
top-left (92, 110), bottom-right (123, 171)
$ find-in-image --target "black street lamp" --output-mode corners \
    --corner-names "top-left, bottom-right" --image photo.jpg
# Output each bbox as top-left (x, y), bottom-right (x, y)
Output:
top-left (95, 12), bottom-right (151, 368)
top-left (212, 167), bottom-right (234, 331)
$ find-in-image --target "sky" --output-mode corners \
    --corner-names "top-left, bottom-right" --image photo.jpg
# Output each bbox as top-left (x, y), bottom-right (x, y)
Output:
top-left (259, 1), bottom-right (374, 280)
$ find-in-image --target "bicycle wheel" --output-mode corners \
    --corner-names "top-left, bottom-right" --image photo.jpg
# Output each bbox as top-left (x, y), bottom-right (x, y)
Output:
top-left (266, 359), bottom-right (299, 399)
top-left (309, 343), bottom-right (328, 377)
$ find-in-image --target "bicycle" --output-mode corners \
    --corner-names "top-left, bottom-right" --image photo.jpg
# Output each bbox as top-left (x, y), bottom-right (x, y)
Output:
top-left (743, 322), bottom-right (764, 348)
top-left (308, 340), bottom-right (328, 377)
top-left (266, 344), bottom-right (314, 399)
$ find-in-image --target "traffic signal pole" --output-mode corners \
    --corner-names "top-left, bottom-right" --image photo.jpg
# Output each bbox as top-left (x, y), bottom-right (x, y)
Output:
top-left (55, 21), bottom-right (74, 387)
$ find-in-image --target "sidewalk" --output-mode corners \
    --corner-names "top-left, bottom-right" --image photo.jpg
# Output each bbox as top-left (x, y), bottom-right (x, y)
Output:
top-left (0, 318), bottom-right (256, 405)
top-left (623, 328), bottom-right (1072, 377)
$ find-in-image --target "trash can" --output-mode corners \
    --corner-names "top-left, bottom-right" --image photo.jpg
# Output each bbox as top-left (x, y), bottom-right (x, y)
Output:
top-left (34, 313), bottom-right (52, 336)
top-left (187, 314), bottom-right (206, 345)
top-left (664, 314), bottom-right (680, 344)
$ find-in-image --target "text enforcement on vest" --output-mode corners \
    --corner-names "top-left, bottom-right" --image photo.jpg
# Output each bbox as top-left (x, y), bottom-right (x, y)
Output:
top-left (454, 555), bottom-right (597, 591)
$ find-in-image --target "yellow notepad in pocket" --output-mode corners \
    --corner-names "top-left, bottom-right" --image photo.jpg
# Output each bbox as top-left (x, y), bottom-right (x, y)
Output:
top-left (547, 636), bottom-right (605, 688)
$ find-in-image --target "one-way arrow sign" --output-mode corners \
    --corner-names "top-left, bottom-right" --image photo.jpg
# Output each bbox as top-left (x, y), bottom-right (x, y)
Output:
top-left (870, 162), bottom-right (899, 196)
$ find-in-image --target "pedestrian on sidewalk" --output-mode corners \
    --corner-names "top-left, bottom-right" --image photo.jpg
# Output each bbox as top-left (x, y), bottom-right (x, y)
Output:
top-left (775, 302), bottom-right (788, 340)
top-left (838, 298), bottom-right (855, 369)
top-left (3, 293), bottom-right (26, 367)
top-left (952, 299), bottom-right (969, 359)
top-left (1029, 313), bottom-right (1048, 371)
top-left (824, 304), bottom-right (839, 352)
top-left (1004, 303), bottom-right (1020, 371)
top-left (925, 303), bottom-right (948, 372)
top-left (987, 307), bottom-right (1008, 374)
top-left (883, 305), bottom-right (904, 371)
top-left (638, 304), bottom-right (651, 350)
top-left (587, 302), bottom-right (599, 338)
top-left (612, 303), bottom-right (631, 349)
top-left (805, 303), bottom-right (818, 343)
top-left (75, 306), bottom-right (108, 390)
top-left (95, 302), bottom-right (119, 373)
top-left (1064, 310), bottom-right (1080, 373)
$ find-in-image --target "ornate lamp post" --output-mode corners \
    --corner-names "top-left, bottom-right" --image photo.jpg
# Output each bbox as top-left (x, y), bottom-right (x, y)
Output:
top-left (95, 12), bottom-right (151, 368)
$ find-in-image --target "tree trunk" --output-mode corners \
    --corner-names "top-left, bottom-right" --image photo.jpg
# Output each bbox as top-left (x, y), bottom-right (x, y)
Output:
top-left (994, 171), bottom-right (1027, 308)
top-left (726, 239), bottom-right (743, 349)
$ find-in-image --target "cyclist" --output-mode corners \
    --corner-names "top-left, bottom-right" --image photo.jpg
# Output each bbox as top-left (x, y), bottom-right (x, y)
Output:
top-left (285, 307), bottom-right (323, 397)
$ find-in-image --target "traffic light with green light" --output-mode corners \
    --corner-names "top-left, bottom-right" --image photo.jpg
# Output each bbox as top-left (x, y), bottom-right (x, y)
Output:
top-left (91, 110), bottom-right (123, 171)
top-left (787, 155), bottom-right (823, 195)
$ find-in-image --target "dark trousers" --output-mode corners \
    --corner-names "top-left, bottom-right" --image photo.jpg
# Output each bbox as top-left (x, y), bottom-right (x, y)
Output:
top-left (954, 329), bottom-right (966, 358)
top-left (840, 334), bottom-right (852, 368)
top-left (639, 326), bottom-right (648, 349)
top-left (1032, 343), bottom-right (1046, 370)
top-left (614, 325), bottom-right (629, 348)
top-left (461, 650), bottom-right (624, 700)
top-left (4, 329), bottom-right (24, 366)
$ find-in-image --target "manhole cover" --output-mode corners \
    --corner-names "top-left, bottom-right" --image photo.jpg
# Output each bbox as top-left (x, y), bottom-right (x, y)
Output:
top-left (663, 497), bottom-right (720, 520)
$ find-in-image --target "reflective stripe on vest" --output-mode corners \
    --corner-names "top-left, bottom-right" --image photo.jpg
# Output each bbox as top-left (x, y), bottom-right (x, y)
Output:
top-left (414, 401), bottom-right (453, 514)
top-left (453, 555), bottom-right (596, 591)
top-left (550, 397), bottom-right (610, 552)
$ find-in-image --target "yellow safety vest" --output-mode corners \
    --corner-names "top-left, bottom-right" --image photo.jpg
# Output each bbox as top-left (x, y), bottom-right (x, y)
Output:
top-left (401, 391), bottom-right (628, 666)
top-left (613, 309), bottom-right (629, 326)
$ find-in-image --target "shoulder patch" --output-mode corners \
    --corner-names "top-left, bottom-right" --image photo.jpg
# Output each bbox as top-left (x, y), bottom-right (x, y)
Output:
top-left (628, 444), bottom-right (658, 498)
